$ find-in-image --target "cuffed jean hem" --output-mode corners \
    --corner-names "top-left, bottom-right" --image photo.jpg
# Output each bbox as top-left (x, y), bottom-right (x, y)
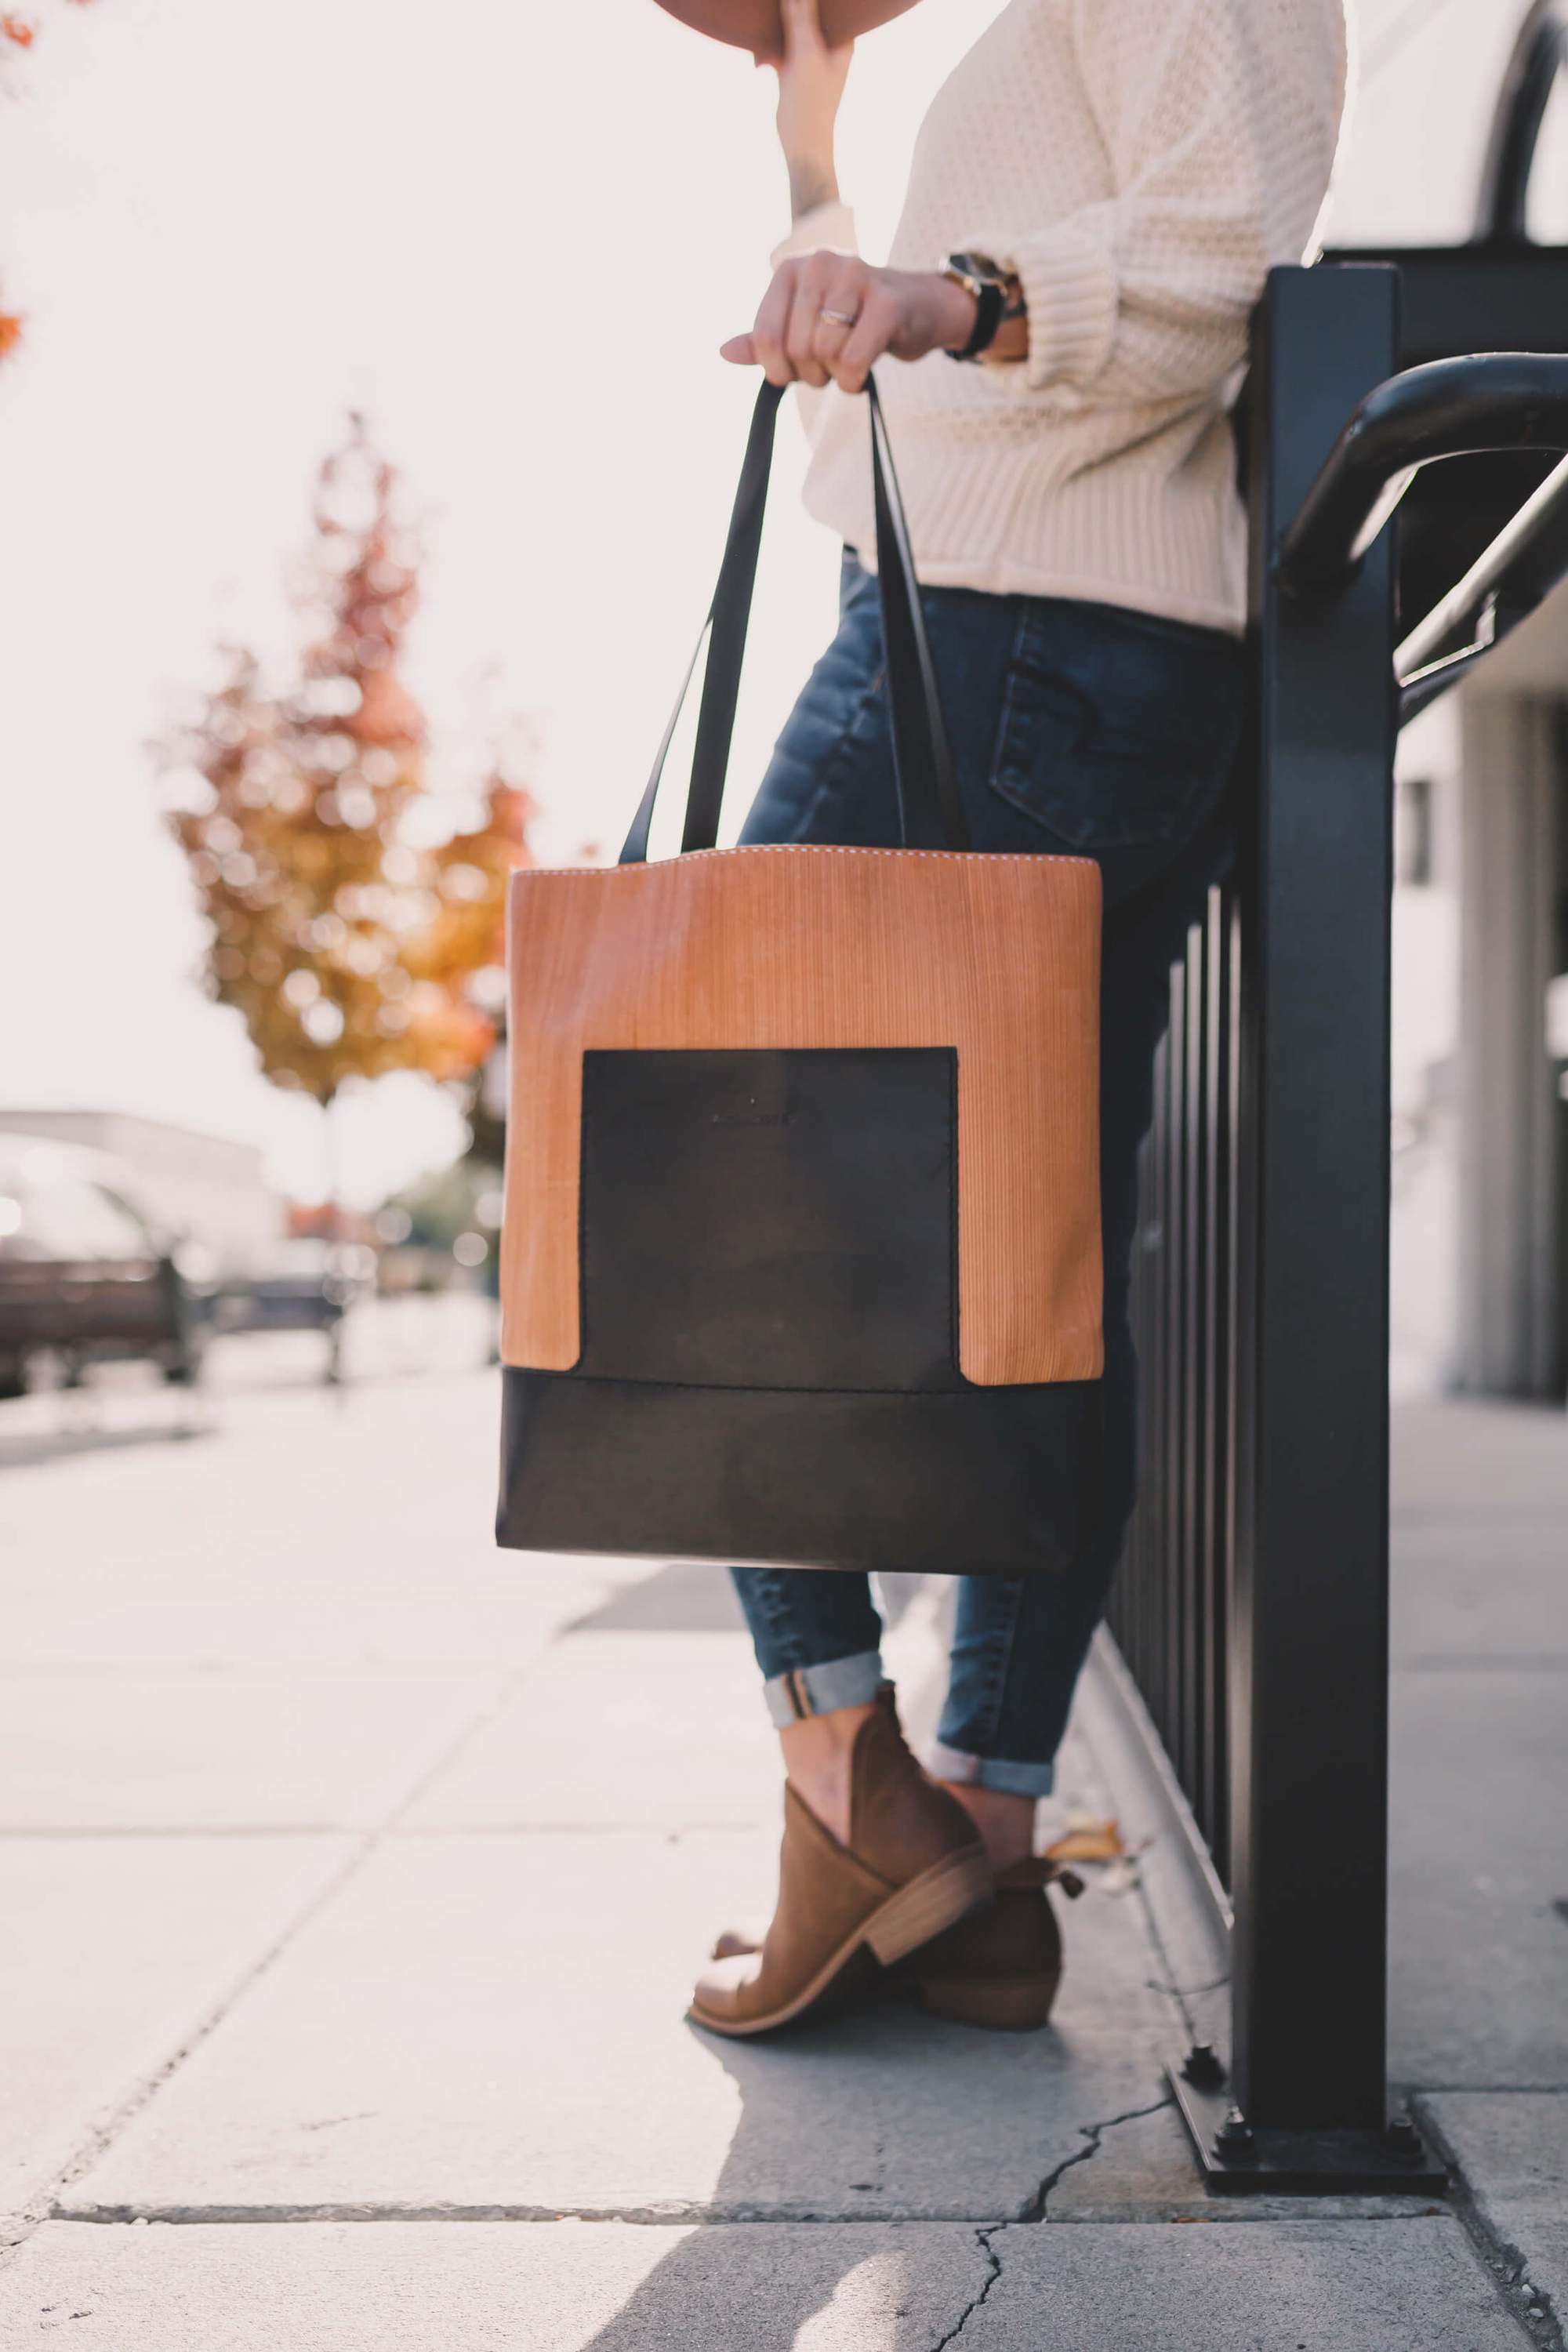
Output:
top-left (762, 1649), bottom-right (885, 1730)
top-left (927, 1739), bottom-right (1057, 1799)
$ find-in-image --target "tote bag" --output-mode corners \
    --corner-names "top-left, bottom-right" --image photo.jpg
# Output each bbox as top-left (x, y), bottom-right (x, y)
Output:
top-left (496, 377), bottom-right (1103, 1577)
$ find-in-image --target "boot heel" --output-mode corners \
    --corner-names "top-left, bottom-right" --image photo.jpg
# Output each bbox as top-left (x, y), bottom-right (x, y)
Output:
top-left (864, 1846), bottom-right (991, 1965)
top-left (917, 1969), bottom-right (1062, 2031)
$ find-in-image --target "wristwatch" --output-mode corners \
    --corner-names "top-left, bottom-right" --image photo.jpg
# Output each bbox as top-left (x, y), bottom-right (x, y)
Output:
top-left (942, 252), bottom-right (1014, 362)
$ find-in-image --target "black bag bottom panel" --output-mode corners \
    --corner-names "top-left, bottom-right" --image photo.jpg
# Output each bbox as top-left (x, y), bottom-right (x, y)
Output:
top-left (497, 1368), bottom-right (1102, 1579)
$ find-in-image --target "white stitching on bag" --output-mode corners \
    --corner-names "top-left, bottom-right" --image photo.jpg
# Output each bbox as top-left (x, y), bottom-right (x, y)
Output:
top-left (517, 844), bottom-right (1094, 880)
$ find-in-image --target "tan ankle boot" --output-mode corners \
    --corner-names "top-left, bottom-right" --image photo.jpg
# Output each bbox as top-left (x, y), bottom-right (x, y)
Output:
top-left (712, 1853), bottom-right (1083, 2031)
top-left (906, 1855), bottom-right (1083, 2028)
top-left (691, 1687), bottom-right (989, 2038)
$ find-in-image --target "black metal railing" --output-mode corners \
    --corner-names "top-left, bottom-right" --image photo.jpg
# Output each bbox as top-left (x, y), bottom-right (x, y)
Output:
top-left (1276, 351), bottom-right (1568, 590)
top-left (1105, 222), bottom-right (1568, 2188)
top-left (1112, 887), bottom-right (1238, 1889)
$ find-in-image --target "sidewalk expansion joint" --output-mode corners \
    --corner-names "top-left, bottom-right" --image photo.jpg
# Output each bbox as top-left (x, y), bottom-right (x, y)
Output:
top-left (1405, 2082), bottom-right (1568, 2097)
top-left (1412, 2098), bottom-right (1566, 2352)
top-left (8, 1664), bottom-right (536, 2259)
top-left (47, 2203), bottom-right (1117, 2228)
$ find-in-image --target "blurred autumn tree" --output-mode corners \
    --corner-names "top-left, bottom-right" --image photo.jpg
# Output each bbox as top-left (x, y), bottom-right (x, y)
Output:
top-left (2, 2), bottom-right (99, 364)
top-left (161, 414), bottom-right (535, 1189)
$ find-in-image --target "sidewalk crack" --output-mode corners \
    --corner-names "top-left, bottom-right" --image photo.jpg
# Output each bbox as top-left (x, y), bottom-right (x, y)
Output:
top-left (1018, 2092), bottom-right (1174, 2223)
top-left (927, 2223), bottom-right (1006, 2350)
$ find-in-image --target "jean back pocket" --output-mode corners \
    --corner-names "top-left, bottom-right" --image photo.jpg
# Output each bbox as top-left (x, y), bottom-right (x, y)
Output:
top-left (989, 600), bottom-right (1245, 853)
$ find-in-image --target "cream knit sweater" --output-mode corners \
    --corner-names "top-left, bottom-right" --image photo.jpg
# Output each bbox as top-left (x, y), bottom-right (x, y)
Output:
top-left (775, 0), bottom-right (1348, 634)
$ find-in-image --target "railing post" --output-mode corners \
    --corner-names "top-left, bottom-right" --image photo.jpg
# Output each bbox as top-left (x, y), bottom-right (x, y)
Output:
top-left (1206, 263), bottom-right (1406, 2170)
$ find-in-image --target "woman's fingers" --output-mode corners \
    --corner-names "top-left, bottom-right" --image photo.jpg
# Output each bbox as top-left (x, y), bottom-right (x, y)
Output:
top-left (784, 261), bottom-right (838, 387)
top-left (831, 284), bottom-right (899, 394)
top-left (724, 253), bottom-right (912, 389)
top-left (749, 260), bottom-right (800, 384)
top-left (811, 270), bottom-right (865, 372)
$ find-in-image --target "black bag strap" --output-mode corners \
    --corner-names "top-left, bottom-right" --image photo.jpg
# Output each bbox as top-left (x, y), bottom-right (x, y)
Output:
top-left (619, 373), bottom-right (967, 864)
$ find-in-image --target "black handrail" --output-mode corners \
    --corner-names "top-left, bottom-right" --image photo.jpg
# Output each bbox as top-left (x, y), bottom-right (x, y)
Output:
top-left (1397, 450), bottom-right (1568, 718)
top-left (1276, 353), bottom-right (1568, 593)
top-left (1475, 0), bottom-right (1568, 246)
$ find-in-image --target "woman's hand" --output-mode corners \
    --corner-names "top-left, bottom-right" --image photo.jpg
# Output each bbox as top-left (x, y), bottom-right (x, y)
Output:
top-left (770, 0), bottom-right (853, 221)
top-left (721, 251), bottom-right (978, 395)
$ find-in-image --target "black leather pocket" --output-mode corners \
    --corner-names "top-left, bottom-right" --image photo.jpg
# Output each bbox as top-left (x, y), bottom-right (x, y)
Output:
top-left (578, 1047), bottom-right (958, 1392)
top-left (988, 602), bottom-right (1244, 852)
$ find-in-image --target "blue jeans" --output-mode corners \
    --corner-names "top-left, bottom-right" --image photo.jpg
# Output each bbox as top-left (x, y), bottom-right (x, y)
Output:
top-left (731, 554), bottom-right (1246, 1795)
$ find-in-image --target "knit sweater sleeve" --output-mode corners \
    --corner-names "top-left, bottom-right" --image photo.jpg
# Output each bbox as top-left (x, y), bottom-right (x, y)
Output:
top-left (960, 0), bottom-right (1345, 405)
top-left (769, 198), bottom-right (859, 270)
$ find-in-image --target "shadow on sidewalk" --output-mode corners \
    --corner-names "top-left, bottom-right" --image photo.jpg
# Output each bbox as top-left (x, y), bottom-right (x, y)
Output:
top-left (578, 1998), bottom-right (1001, 2350)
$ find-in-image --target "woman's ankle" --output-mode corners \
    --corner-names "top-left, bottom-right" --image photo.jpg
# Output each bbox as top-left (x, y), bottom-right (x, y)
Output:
top-left (779, 1700), bottom-right (880, 1846)
top-left (938, 1779), bottom-right (1036, 1871)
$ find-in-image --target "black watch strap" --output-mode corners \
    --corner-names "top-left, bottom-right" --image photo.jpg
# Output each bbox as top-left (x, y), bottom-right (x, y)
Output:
top-left (952, 276), bottom-right (1005, 363)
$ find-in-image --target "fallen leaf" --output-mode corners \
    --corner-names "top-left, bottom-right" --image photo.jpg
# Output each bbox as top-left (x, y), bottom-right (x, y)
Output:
top-left (1044, 1817), bottom-right (1125, 1864)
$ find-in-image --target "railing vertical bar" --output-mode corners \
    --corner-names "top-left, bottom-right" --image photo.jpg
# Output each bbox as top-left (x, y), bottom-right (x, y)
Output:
top-left (1180, 925), bottom-right (1206, 1813)
top-left (1213, 889), bottom-right (1232, 1863)
top-left (1133, 1137), bottom-right (1155, 1695)
top-left (1162, 974), bottom-right (1186, 1757)
top-left (1219, 886), bottom-right (1243, 1892)
top-left (1130, 1069), bottom-right (1149, 1722)
top-left (1117, 1159), bottom-right (1138, 1690)
top-left (1152, 997), bottom-right (1167, 1749)
top-left (1134, 1041), bottom-right (1169, 1707)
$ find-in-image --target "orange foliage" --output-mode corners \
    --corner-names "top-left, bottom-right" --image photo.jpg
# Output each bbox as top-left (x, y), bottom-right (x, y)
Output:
top-left (3, 0), bottom-right (101, 367)
top-left (162, 415), bottom-right (536, 1110)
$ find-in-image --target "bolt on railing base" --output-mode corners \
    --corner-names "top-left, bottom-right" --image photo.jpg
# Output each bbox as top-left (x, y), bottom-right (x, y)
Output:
top-left (1167, 2050), bottom-right (1448, 2197)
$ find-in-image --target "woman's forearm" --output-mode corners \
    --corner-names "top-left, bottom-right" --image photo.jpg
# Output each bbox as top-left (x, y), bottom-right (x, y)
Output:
top-left (772, 0), bottom-right (853, 226)
top-left (787, 155), bottom-right (840, 222)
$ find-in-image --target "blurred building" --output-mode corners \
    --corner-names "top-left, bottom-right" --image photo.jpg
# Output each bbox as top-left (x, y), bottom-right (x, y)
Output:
top-left (0, 1112), bottom-right (282, 1277)
top-left (1328, 0), bottom-right (1568, 1402)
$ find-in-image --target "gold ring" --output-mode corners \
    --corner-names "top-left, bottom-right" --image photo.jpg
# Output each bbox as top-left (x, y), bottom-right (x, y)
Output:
top-left (820, 306), bottom-right (859, 327)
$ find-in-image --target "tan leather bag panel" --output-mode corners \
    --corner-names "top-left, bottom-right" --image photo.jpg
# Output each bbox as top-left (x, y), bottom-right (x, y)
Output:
top-left (500, 844), bottom-right (1102, 1387)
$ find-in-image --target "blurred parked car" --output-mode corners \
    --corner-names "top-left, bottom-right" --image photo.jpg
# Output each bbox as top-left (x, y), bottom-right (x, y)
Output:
top-left (212, 1238), bottom-right (376, 1338)
top-left (0, 1135), bottom-right (209, 1399)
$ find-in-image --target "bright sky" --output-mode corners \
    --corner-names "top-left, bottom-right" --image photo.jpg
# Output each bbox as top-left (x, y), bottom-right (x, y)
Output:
top-left (0, 0), bottom-right (1552, 1205)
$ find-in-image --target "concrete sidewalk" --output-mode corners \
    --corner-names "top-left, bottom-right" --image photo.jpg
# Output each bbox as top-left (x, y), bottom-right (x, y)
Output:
top-left (0, 1360), bottom-right (1560, 2347)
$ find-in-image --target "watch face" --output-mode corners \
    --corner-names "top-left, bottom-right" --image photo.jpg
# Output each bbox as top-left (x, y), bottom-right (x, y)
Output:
top-left (948, 252), bottom-right (1004, 289)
